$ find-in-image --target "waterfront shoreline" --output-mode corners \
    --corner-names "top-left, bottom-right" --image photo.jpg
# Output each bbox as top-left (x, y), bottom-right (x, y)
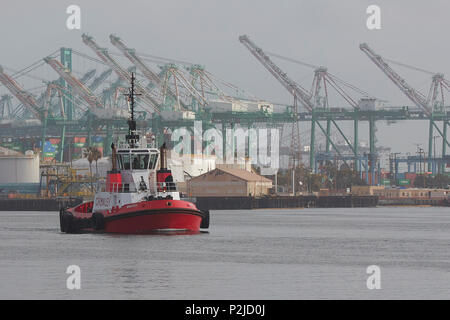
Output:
top-left (2, 195), bottom-right (448, 212)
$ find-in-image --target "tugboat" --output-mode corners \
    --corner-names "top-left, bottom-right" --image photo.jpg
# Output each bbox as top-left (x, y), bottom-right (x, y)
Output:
top-left (59, 74), bottom-right (209, 234)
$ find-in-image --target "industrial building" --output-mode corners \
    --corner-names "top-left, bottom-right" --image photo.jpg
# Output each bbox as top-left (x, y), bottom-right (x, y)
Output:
top-left (351, 185), bottom-right (449, 200)
top-left (351, 185), bottom-right (386, 196)
top-left (187, 167), bottom-right (272, 197)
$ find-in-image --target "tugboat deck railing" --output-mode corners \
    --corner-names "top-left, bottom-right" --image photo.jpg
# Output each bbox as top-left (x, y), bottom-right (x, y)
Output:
top-left (96, 182), bottom-right (178, 193)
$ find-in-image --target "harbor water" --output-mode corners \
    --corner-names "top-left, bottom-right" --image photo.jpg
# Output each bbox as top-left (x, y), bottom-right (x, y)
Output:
top-left (0, 207), bottom-right (449, 299)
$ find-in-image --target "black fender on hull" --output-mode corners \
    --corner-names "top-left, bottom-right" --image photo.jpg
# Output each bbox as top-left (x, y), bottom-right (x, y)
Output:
top-left (200, 210), bottom-right (210, 229)
top-left (91, 212), bottom-right (105, 230)
top-left (60, 208), bottom-right (91, 233)
top-left (60, 210), bottom-right (77, 234)
top-left (59, 209), bottom-right (66, 232)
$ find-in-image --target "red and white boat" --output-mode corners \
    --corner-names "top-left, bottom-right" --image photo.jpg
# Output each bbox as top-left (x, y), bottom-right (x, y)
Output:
top-left (59, 74), bottom-right (209, 234)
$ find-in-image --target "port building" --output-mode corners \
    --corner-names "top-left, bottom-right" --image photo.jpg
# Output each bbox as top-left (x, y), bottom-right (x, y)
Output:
top-left (187, 167), bottom-right (272, 197)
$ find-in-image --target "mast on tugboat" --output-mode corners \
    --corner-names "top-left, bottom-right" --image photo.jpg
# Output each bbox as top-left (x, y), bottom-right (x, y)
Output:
top-left (125, 73), bottom-right (141, 148)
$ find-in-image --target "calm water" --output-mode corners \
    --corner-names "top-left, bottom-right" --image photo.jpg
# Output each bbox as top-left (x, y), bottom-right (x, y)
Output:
top-left (0, 207), bottom-right (449, 299)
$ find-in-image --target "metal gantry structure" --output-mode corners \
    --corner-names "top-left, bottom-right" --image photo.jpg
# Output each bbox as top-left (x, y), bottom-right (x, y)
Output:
top-left (81, 33), bottom-right (161, 115)
top-left (0, 34), bottom-right (448, 187)
top-left (110, 34), bottom-right (200, 111)
top-left (239, 35), bottom-right (305, 170)
top-left (0, 46), bottom-right (127, 160)
top-left (240, 35), bottom-right (449, 184)
top-left (360, 43), bottom-right (449, 173)
top-left (239, 35), bottom-right (377, 181)
top-left (1, 34), bottom-right (294, 167)
top-left (0, 65), bottom-right (46, 120)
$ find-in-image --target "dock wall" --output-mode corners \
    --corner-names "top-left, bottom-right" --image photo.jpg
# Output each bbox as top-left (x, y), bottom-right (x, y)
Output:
top-left (0, 198), bottom-right (83, 211)
top-left (195, 195), bottom-right (378, 210)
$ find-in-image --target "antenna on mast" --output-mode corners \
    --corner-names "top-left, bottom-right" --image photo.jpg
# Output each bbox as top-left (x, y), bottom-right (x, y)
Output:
top-left (125, 72), bottom-right (141, 148)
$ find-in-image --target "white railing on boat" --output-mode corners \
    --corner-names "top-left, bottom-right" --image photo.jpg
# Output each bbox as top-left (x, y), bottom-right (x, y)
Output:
top-left (156, 182), bottom-right (177, 191)
top-left (96, 182), bottom-right (177, 193)
top-left (97, 182), bottom-right (138, 193)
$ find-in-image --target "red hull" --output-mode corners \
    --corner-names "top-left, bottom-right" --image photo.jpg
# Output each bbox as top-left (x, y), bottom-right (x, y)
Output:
top-left (105, 211), bottom-right (202, 234)
top-left (62, 199), bottom-right (208, 234)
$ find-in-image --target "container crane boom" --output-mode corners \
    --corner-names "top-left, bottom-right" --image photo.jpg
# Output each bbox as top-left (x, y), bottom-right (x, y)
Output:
top-left (109, 34), bottom-right (206, 109)
top-left (239, 34), bottom-right (304, 169)
top-left (0, 65), bottom-right (44, 120)
top-left (239, 35), bottom-right (314, 112)
top-left (359, 43), bottom-right (432, 115)
top-left (80, 69), bottom-right (96, 84)
top-left (81, 34), bottom-right (161, 114)
top-left (88, 69), bottom-right (112, 91)
top-left (109, 35), bottom-right (162, 85)
top-left (44, 57), bottom-right (104, 111)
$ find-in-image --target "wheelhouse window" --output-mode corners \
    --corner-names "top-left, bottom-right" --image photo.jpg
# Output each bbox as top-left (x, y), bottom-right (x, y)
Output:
top-left (117, 154), bottom-right (130, 170)
top-left (131, 153), bottom-right (150, 170)
top-left (117, 150), bottom-right (157, 170)
top-left (148, 154), bottom-right (158, 169)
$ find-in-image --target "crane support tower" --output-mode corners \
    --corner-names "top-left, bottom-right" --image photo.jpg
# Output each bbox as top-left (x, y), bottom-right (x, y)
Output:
top-left (360, 43), bottom-right (449, 173)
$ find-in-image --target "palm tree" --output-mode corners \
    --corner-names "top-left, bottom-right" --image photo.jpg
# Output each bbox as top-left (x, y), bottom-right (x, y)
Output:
top-left (83, 147), bottom-right (95, 192)
top-left (92, 147), bottom-right (102, 177)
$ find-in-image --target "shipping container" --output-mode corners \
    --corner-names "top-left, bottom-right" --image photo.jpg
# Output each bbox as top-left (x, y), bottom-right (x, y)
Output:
top-left (397, 179), bottom-right (410, 186)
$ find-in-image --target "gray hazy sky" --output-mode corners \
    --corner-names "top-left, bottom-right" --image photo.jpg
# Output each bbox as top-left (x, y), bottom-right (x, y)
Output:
top-left (1, 0), bottom-right (449, 157)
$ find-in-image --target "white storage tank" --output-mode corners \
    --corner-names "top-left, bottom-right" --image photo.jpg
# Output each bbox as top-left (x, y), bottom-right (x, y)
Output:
top-left (0, 147), bottom-right (40, 183)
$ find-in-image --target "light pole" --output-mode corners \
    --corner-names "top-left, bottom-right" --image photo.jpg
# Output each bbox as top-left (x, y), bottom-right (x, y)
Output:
top-left (417, 147), bottom-right (425, 187)
top-left (394, 152), bottom-right (400, 185)
top-left (433, 135), bottom-right (439, 173)
top-left (275, 170), bottom-right (278, 195)
top-left (307, 168), bottom-right (312, 194)
top-left (292, 169), bottom-right (295, 196)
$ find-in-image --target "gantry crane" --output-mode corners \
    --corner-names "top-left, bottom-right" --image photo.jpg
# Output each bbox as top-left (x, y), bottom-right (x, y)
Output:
top-left (0, 66), bottom-right (45, 120)
top-left (239, 35), bottom-right (304, 173)
top-left (360, 43), bottom-right (449, 172)
top-left (109, 34), bottom-right (207, 111)
top-left (35, 69), bottom-right (98, 118)
top-left (44, 57), bottom-right (104, 112)
top-left (239, 35), bottom-right (358, 170)
top-left (360, 43), bottom-right (434, 115)
top-left (0, 65), bottom-right (70, 160)
top-left (81, 34), bottom-right (161, 114)
top-left (109, 35), bottom-right (162, 86)
top-left (239, 35), bottom-right (314, 112)
top-left (240, 35), bottom-right (381, 182)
